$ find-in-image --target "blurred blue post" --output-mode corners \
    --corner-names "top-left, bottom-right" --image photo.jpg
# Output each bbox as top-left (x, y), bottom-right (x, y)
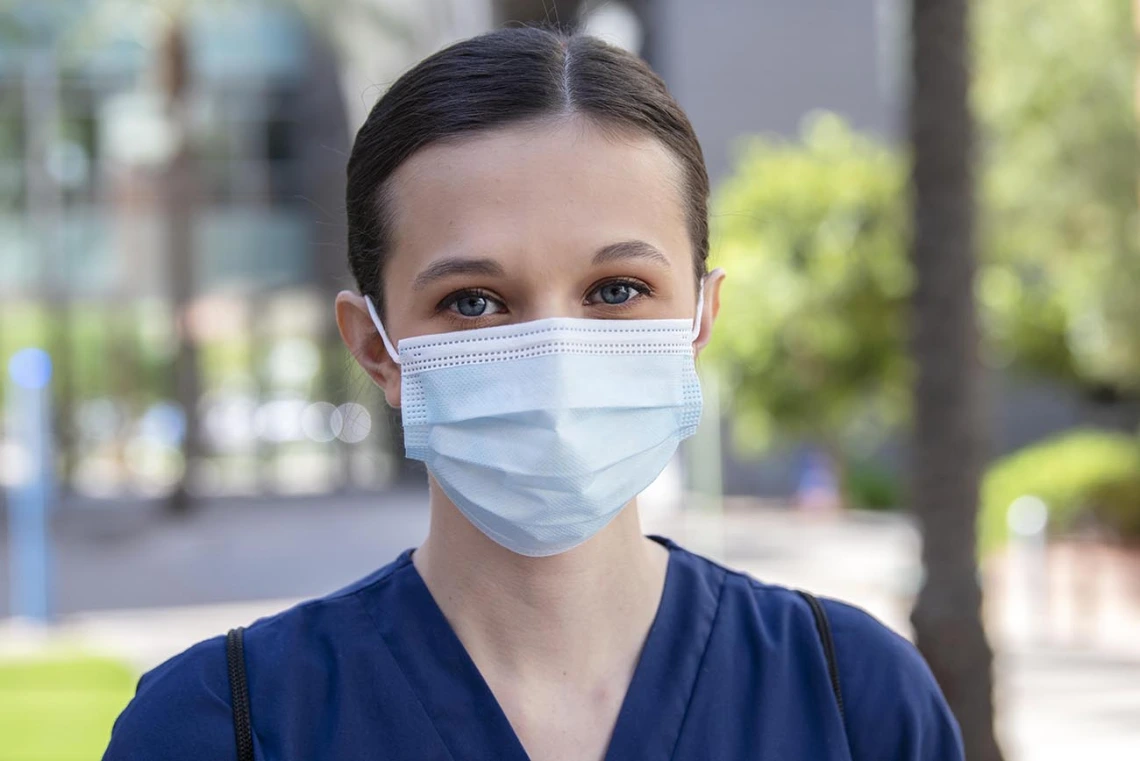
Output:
top-left (6, 348), bottom-right (55, 622)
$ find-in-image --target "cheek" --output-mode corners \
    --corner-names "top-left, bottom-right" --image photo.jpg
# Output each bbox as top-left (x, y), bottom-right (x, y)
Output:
top-left (383, 375), bottom-right (402, 409)
top-left (660, 267), bottom-right (702, 312)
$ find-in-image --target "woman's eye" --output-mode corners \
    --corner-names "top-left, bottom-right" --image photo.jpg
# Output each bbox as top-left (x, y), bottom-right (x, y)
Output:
top-left (448, 293), bottom-right (504, 318)
top-left (590, 281), bottom-right (645, 306)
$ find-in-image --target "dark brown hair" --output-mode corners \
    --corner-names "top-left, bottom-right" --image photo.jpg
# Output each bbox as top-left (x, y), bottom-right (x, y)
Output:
top-left (346, 27), bottom-right (709, 316)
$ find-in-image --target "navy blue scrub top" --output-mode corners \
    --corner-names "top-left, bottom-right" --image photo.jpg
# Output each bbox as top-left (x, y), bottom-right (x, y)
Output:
top-left (103, 536), bottom-right (964, 760)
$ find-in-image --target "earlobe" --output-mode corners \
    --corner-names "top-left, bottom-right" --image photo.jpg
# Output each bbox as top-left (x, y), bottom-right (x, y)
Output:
top-left (334, 291), bottom-right (402, 408)
top-left (693, 268), bottom-right (725, 355)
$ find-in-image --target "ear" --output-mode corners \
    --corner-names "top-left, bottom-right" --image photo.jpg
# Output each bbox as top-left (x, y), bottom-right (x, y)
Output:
top-left (693, 267), bottom-right (725, 356)
top-left (335, 291), bottom-right (401, 408)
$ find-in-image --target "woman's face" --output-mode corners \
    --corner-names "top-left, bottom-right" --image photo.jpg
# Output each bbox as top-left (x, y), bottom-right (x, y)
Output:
top-left (337, 115), bottom-right (723, 407)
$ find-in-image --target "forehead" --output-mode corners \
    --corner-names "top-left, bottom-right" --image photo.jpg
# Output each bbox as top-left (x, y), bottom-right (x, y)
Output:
top-left (382, 115), bottom-right (692, 272)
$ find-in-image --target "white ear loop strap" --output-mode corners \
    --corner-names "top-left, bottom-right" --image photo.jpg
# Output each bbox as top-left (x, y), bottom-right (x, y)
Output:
top-left (692, 278), bottom-right (706, 341)
top-left (366, 279), bottom-right (706, 365)
top-left (364, 295), bottom-right (402, 365)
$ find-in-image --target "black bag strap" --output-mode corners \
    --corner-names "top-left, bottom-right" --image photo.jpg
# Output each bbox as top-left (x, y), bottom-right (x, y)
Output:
top-left (225, 627), bottom-right (255, 761)
top-left (797, 591), bottom-right (846, 726)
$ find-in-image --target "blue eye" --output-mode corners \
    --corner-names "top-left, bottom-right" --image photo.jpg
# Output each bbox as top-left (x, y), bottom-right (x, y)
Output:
top-left (456, 295), bottom-right (488, 316)
top-left (445, 291), bottom-right (505, 318)
top-left (590, 281), bottom-right (645, 305)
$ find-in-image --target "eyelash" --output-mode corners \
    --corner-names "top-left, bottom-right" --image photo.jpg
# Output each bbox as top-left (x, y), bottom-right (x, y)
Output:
top-left (436, 288), bottom-right (503, 315)
top-left (584, 278), bottom-right (653, 306)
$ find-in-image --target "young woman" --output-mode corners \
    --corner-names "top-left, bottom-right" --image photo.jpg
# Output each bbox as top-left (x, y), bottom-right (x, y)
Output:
top-left (104, 28), bottom-right (963, 761)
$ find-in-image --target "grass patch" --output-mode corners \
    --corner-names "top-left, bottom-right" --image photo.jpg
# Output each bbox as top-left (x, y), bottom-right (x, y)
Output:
top-left (0, 655), bottom-right (137, 761)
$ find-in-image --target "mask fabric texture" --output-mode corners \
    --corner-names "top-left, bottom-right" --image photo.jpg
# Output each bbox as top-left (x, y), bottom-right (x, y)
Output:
top-left (366, 301), bottom-right (703, 556)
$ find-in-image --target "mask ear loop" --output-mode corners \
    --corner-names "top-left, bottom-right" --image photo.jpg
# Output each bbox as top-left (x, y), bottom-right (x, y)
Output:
top-left (364, 295), bottom-right (402, 365)
top-left (691, 278), bottom-right (706, 342)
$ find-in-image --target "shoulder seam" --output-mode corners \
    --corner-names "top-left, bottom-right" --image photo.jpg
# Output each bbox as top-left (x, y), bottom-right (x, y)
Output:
top-left (243, 558), bottom-right (416, 633)
top-left (684, 550), bottom-right (769, 589)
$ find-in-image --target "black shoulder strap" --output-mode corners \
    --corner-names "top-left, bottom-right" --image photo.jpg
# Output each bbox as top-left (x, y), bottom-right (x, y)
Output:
top-left (797, 591), bottom-right (846, 725)
top-left (225, 627), bottom-right (255, 761)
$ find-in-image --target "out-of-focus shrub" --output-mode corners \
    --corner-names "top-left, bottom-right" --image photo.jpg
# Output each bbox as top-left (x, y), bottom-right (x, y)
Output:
top-left (708, 114), bottom-right (909, 460)
top-left (1087, 476), bottom-right (1140, 540)
top-left (977, 0), bottom-right (1140, 393)
top-left (980, 429), bottom-right (1140, 553)
top-left (710, 0), bottom-right (1140, 471)
top-left (843, 460), bottom-right (901, 512)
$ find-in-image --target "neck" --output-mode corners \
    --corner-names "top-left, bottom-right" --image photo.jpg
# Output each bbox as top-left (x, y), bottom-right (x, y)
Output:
top-left (413, 480), bottom-right (670, 684)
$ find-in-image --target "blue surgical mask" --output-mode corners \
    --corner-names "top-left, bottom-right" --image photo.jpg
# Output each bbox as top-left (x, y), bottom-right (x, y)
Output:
top-left (365, 291), bottom-right (704, 557)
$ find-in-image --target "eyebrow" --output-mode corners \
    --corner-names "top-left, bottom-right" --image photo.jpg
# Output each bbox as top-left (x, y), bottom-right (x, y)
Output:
top-left (411, 240), bottom-right (670, 291)
top-left (412, 257), bottom-right (506, 290)
top-left (592, 240), bottom-right (672, 268)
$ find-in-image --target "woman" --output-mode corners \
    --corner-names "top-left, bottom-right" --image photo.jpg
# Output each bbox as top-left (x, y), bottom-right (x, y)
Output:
top-left (104, 28), bottom-right (963, 761)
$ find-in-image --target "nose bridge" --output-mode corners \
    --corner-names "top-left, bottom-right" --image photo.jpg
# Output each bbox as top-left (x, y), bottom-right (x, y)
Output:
top-left (525, 297), bottom-right (576, 321)
top-left (511, 266), bottom-right (580, 321)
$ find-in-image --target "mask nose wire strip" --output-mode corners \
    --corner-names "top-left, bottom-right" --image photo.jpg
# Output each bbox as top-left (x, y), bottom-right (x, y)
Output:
top-left (364, 295), bottom-right (402, 365)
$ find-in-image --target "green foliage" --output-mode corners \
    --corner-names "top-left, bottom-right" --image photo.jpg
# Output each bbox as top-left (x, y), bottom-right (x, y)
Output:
top-left (709, 1), bottom-right (1140, 464)
top-left (0, 654), bottom-right (136, 761)
top-left (707, 114), bottom-right (911, 454)
top-left (843, 459), bottom-right (902, 512)
top-left (975, 0), bottom-right (1140, 391)
top-left (980, 430), bottom-right (1140, 553)
top-left (1089, 476), bottom-right (1140, 538)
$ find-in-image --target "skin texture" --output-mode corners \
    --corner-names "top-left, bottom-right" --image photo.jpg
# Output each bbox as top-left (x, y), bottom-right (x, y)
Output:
top-left (336, 115), bottom-right (724, 761)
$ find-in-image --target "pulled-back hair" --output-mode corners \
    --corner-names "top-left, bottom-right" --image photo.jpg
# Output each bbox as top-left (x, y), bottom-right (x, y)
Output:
top-left (346, 27), bottom-right (709, 316)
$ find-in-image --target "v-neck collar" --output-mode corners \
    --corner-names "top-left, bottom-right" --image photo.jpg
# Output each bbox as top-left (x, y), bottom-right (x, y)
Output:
top-left (601, 537), bottom-right (722, 761)
top-left (357, 537), bottom-right (723, 761)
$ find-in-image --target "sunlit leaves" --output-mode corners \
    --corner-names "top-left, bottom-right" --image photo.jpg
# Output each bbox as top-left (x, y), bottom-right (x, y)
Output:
top-left (707, 114), bottom-right (910, 454)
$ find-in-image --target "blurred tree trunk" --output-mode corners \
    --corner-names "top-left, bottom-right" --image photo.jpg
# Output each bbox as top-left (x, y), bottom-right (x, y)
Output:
top-left (23, 50), bottom-right (75, 495)
top-left (160, 19), bottom-right (204, 515)
top-left (908, 2), bottom-right (1004, 760)
top-left (288, 30), bottom-right (358, 488)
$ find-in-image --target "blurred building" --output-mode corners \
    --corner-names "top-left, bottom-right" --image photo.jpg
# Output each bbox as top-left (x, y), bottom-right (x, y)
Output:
top-left (0, 1), bottom-right (499, 501)
top-left (2, 5), bottom-right (326, 301)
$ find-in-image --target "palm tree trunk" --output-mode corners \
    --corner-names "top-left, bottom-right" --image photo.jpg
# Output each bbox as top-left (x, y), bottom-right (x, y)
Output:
top-left (908, 1), bottom-right (1004, 760)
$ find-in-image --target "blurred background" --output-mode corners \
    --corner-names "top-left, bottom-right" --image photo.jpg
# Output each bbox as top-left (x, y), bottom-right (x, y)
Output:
top-left (0, 1), bottom-right (1138, 759)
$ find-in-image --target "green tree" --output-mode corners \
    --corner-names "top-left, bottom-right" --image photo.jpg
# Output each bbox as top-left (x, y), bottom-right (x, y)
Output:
top-left (975, 0), bottom-right (1140, 393)
top-left (708, 115), bottom-right (910, 462)
top-left (711, 0), bottom-right (1140, 464)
